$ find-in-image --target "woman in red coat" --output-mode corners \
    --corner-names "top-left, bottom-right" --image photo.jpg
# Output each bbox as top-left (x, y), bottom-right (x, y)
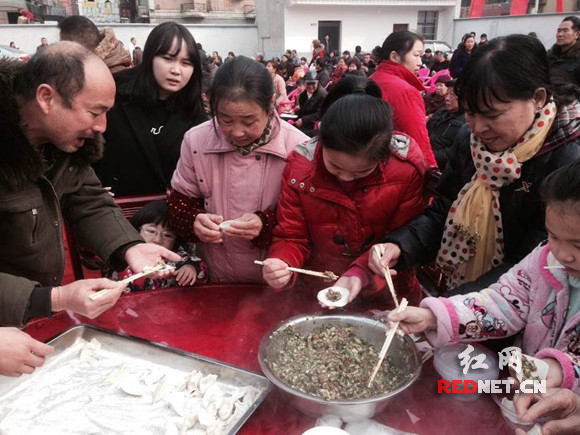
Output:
top-left (261, 77), bottom-right (426, 307)
top-left (371, 30), bottom-right (438, 168)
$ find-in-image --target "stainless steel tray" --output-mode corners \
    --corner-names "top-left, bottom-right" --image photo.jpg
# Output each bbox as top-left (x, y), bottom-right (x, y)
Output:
top-left (0, 325), bottom-right (271, 434)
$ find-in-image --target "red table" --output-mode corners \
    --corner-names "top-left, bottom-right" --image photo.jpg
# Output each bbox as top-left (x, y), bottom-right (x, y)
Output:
top-left (24, 284), bottom-right (513, 435)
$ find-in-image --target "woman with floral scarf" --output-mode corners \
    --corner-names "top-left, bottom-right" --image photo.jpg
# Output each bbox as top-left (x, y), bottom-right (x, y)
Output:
top-left (365, 34), bottom-right (580, 296)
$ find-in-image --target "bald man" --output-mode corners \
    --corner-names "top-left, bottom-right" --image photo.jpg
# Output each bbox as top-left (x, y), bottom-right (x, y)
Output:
top-left (0, 42), bottom-right (180, 375)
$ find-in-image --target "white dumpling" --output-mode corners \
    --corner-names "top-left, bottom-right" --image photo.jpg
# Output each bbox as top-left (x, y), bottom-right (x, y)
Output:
top-left (80, 337), bottom-right (102, 361)
top-left (317, 286), bottom-right (349, 308)
top-left (142, 368), bottom-right (165, 386)
top-left (218, 397), bottom-right (235, 421)
top-left (121, 376), bottom-right (146, 396)
top-left (199, 374), bottom-right (217, 394)
top-left (186, 370), bottom-right (203, 395)
top-left (153, 377), bottom-right (174, 403)
top-left (197, 407), bottom-right (217, 429)
top-left (103, 364), bottom-right (126, 387)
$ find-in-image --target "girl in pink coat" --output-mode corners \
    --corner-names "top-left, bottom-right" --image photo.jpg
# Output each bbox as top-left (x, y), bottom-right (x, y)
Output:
top-left (389, 159), bottom-right (580, 393)
top-left (168, 57), bottom-right (308, 283)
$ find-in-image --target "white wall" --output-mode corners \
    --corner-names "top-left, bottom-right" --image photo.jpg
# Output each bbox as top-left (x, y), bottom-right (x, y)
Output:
top-left (0, 23), bottom-right (259, 58)
top-left (453, 12), bottom-right (576, 48)
top-left (285, 4), bottom-right (455, 58)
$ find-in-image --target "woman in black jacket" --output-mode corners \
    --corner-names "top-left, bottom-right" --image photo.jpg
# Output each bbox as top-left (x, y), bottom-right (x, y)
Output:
top-left (369, 35), bottom-right (580, 294)
top-left (94, 22), bottom-right (207, 196)
top-left (449, 33), bottom-right (476, 78)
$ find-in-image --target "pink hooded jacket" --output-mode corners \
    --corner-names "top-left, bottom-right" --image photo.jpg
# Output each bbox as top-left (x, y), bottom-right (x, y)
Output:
top-left (171, 118), bottom-right (309, 283)
top-left (422, 242), bottom-right (580, 393)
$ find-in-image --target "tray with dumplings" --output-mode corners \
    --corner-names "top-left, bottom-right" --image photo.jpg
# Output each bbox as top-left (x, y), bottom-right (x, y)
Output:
top-left (0, 325), bottom-right (271, 435)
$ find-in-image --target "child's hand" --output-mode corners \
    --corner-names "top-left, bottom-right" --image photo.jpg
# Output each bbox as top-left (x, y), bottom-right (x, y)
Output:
top-left (368, 243), bottom-right (401, 276)
top-left (542, 358), bottom-right (564, 388)
top-left (174, 264), bottom-right (197, 287)
top-left (262, 258), bottom-right (292, 288)
top-left (388, 306), bottom-right (437, 334)
top-left (223, 213), bottom-right (262, 240)
top-left (194, 213), bottom-right (223, 243)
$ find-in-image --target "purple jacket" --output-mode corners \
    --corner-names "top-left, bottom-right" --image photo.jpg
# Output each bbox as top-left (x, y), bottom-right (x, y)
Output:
top-left (422, 242), bottom-right (580, 392)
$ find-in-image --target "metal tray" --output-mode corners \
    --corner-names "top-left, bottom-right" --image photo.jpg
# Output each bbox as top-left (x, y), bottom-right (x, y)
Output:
top-left (0, 325), bottom-right (271, 434)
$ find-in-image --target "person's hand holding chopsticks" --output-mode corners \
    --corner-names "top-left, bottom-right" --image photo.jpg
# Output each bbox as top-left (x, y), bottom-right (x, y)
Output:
top-left (387, 306), bottom-right (438, 335)
top-left (52, 278), bottom-right (127, 319)
top-left (261, 258), bottom-right (293, 288)
top-left (368, 243), bottom-right (401, 276)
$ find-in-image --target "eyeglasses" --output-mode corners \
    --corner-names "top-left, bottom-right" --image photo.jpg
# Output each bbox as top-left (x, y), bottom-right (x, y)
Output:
top-left (140, 225), bottom-right (176, 242)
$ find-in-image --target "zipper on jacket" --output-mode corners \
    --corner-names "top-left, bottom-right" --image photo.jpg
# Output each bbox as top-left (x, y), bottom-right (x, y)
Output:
top-left (31, 208), bottom-right (39, 244)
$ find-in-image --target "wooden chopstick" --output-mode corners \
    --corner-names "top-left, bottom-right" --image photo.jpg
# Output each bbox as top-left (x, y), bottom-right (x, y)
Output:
top-left (374, 245), bottom-right (399, 308)
top-left (88, 263), bottom-right (175, 301)
top-left (254, 260), bottom-right (338, 281)
top-left (544, 265), bottom-right (565, 269)
top-left (368, 298), bottom-right (409, 387)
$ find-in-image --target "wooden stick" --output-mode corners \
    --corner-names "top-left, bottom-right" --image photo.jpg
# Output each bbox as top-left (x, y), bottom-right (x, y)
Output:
top-left (374, 245), bottom-right (399, 308)
top-left (254, 260), bottom-right (338, 281)
top-left (544, 265), bottom-right (565, 269)
top-left (88, 263), bottom-right (175, 301)
top-left (368, 298), bottom-right (409, 387)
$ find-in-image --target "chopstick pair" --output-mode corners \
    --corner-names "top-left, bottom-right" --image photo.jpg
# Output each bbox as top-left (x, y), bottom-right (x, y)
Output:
top-left (88, 263), bottom-right (175, 301)
top-left (253, 260), bottom-right (338, 281)
top-left (368, 298), bottom-right (409, 387)
top-left (374, 245), bottom-right (399, 308)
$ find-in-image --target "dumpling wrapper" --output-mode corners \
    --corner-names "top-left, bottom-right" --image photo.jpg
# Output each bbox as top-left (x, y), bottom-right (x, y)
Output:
top-left (317, 286), bottom-right (349, 308)
top-left (510, 351), bottom-right (550, 383)
top-left (219, 220), bottom-right (236, 231)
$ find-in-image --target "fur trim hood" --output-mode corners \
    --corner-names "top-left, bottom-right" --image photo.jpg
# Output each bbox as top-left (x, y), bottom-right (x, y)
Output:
top-left (0, 59), bottom-right (104, 189)
top-left (96, 28), bottom-right (132, 74)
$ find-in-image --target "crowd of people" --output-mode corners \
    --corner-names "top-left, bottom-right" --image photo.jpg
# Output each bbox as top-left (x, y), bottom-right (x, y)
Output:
top-left (3, 14), bottom-right (580, 431)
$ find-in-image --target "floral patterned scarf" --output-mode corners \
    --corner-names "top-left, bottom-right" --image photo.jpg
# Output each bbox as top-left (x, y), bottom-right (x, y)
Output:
top-left (436, 101), bottom-right (558, 289)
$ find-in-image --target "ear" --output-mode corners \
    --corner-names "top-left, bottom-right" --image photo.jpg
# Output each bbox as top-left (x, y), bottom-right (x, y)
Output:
top-left (36, 84), bottom-right (56, 115)
top-left (389, 51), bottom-right (401, 64)
top-left (533, 87), bottom-right (548, 111)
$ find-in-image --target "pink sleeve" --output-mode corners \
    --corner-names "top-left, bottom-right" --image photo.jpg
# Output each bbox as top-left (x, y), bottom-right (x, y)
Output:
top-left (420, 297), bottom-right (458, 346)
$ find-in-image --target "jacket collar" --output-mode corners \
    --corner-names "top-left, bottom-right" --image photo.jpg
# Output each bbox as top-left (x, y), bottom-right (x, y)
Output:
top-left (204, 114), bottom-right (289, 159)
top-left (376, 60), bottom-right (425, 92)
top-left (540, 243), bottom-right (568, 292)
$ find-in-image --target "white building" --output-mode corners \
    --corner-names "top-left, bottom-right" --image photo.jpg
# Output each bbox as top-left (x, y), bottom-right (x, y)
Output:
top-left (257, 0), bottom-right (458, 58)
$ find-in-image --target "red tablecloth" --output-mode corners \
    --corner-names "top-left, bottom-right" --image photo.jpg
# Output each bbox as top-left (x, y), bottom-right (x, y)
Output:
top-left (23, 284), bottom-right (513, 435)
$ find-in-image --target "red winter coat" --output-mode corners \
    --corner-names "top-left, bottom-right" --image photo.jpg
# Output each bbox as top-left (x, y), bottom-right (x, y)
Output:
top-left (267, 134), bottom-right (426, 306)
top-left (371, 61), bottom-right (437, 168)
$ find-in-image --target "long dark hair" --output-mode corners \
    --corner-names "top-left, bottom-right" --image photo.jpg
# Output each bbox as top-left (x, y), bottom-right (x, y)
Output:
top-left (115, 22), bottom-right (204, 117)
top-left (456, 34), bottom-right (580, 113)
top-left (372, 30), bottom-right (423, 62)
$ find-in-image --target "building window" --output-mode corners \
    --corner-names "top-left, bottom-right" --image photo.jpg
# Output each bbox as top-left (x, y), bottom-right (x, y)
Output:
top-left (417, 11), bottom-right (438, 40)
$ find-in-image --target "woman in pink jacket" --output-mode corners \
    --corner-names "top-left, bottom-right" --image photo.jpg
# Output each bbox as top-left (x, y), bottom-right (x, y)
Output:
top-left (389, 159), bottom-right (580, 393)
top-left (168, 56), bottom-right (309, 283)
top-left (371, 30), bottom-right (437, 168)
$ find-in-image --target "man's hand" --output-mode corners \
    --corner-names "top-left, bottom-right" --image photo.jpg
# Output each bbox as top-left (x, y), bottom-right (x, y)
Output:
top-left (51, 278), bottom-right (127, 319)
top-left (262, 258), bottom-right (293, 288)
top-left (222, 213), bottom-right (263, 240)
top-left (388, 306), bottom-right (437, 334)
top-left (0, 328), bottom-right (54, 377)
top-left (368, 243), bottom-right (401, 276)
top-left (125, 243), bottom-right (182, 277)
top-left (174, 264), bottom-right (197, 287)
top-left (194, 213), bottom-right (223, 243)
top-left (515, 388), bottom-right (580, 435)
